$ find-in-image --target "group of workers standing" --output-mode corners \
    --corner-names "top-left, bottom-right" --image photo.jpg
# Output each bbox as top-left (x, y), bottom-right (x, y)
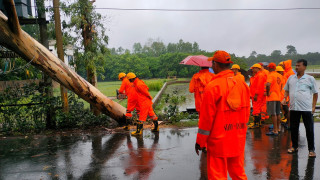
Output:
top-left (116, 50), bottom-right (318, 180)
top-left (191, 51), bottom-right (318, 179)
top-left (118, 72), bottom-right (159, 136)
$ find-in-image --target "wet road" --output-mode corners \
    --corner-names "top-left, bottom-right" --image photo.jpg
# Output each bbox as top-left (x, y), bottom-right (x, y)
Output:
top-left (1, 124), bottom-right (319, 180)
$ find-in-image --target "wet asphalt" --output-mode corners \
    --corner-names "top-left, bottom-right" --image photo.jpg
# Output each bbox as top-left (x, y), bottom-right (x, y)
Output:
top-left (0, 123), bottom-right (319, 180)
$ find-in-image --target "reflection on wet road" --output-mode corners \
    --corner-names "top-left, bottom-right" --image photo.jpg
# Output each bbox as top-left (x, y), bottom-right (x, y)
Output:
top-left (0, 124), bottom-right (319, 179)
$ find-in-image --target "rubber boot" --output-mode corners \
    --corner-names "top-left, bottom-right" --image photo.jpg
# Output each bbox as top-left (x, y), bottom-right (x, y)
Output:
top-left (249, 116), bottom-right (260, 129)
top-left (151, 120), bottom-right (159, 132)
top-left (131, 123), bottom-right (143, 136)
top-left (123, 118), bottom-right (130, 131)
top-left (256, 115), bottom-right (261, 128)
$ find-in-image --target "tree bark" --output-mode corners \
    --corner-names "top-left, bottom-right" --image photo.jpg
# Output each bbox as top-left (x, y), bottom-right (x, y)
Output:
top-left (35, 0), bottom-right (55, 129)
top-left (53, 0), bottom-right (69, 113)
top-left (0, 1), bottom-right (126, 122)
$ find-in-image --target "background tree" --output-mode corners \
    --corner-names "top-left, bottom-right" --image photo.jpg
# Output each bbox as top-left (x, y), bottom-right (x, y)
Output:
top-left (62, 0), bottom-right (109, 114)
top-left (286, 45), bottom-right (297, 55)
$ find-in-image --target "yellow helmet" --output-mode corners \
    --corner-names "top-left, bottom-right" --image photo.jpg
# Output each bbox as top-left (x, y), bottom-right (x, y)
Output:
top-left (231, 64), bottom-right (240, 70)
top-left (276, 66), bottom-right (284, 72)
top-left (126, 72), bottom-right (136, 80)
top-left (118, 72), bottom-right (126, 80)
top-left (279, 61), bottom-right (284, 66)
top-left (250, 63), bottom-right (262, 69)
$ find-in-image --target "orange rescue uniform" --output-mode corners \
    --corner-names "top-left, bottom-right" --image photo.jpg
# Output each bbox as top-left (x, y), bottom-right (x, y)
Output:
top-left (261, 69), bottom-right (269, 120)
top-left (119, 77), bottom-right (139, 117)
top-left (189, 69), bottom-right (215, 112)
top-left (266, 71), bottom-right (282, 102)
top-left (196, 70), bottom-right (250, 180)
top-left (283, 60), bottom-right (295, 80)
top-left (234, 72), bottom-right (245, 82)
top-left (133, 78), bottom-right (157, 121)
top-left (250, 71), bottom-right (267, 116)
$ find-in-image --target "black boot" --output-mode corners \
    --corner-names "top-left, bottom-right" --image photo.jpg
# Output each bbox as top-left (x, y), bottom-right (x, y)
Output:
top-left (123, 118), bottom-right (130, 131)
top-left (131, 123), bottom-right (143, 136)
top-left (151, 121), bottom-right (159, 132)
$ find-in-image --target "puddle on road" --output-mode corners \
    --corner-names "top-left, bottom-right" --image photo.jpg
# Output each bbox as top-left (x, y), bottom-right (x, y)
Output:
top-left (1, 124), bottom-right (320, 180)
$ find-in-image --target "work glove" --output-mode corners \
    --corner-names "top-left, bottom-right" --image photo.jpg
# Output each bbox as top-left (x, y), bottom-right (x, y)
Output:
top-left (195, 143), bottom-right (205, 156)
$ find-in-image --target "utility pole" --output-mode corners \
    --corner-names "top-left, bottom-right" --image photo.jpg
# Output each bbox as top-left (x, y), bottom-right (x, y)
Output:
top-left (35, 0), bottom-right (55, 129)
top-left (53, 0), bottom-right (69, 112)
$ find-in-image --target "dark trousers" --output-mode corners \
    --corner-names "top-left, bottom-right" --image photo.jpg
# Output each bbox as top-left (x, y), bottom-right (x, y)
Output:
top-left (290, 111), bottom-right (315, 151)
top-left (282, 105), bottom-right (289, 119)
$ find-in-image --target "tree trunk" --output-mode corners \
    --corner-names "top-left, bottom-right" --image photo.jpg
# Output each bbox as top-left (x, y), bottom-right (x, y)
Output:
top-left (53, 0), bottom-right (69, 113)
top-left (0, 1), bottom-right (126, 122)
top-left (35, 0), bottom-right (55, 129)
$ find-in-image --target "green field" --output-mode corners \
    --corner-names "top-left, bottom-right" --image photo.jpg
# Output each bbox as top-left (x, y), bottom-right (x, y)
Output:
top-left (306, 65), bottom-right (320, 72)
top-left (57, 78), bottom-right (185, 108)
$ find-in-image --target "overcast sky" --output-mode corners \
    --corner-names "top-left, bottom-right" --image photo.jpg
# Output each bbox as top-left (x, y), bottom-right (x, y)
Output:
top-left (94, 0), bottom-right (320, 57)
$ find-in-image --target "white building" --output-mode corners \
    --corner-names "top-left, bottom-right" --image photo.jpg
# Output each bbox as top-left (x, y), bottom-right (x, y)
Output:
top-left (49, 40), bottom-right (75, 70)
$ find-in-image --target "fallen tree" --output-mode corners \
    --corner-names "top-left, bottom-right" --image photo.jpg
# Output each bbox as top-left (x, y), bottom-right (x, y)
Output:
top-left (0, 0), bottom-right (126, 122)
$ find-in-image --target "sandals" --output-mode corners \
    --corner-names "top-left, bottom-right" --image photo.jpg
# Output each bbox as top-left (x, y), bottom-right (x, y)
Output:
top-left (288, 147), bottom-right (298, 154)
top-left (309, 151), bottom-right (316, 158)
top-left (266, 131), bottom-right (278, 136)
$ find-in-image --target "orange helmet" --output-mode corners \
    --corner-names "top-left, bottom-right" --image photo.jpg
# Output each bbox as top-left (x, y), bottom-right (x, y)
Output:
top-left (126, 72), bottom-right (136, 80)
top-left (118, 72), bottom-right (126, 80)
top-left (276, 66), bottom-right (284, 72)
top-left (231, 64), bottom-right (240, 70)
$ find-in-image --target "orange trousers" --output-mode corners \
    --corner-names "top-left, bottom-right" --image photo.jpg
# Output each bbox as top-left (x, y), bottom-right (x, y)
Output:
top-left (252, 96), bottom-right (265, 116)
top-left (139, 105), bottom-right (157, 122)
top-left (125, 97), bottom-right (139, 118)
top-left (261, 103), bottom-right (269, 120)
top-left (207, 152), bottom-right (247, 180)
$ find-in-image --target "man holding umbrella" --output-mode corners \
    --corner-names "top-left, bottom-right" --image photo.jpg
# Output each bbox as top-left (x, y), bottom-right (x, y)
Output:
top-left (181, 55), bottom-right (215, 114)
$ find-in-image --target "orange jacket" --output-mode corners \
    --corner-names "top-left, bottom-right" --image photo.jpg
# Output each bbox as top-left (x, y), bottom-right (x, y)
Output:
top-left (250, 71), bottom-right (267, 98)
top-left (120, 77), bottom-right (139, 112)
top-left (196, 70), bottom-right (250, 157)
top-left (266, 71), bottom-right (282, 101)
top-left (283, 60), bottom-right (295, 79)
top-left (280, 74), bottom-right (288, 101)
top-left (119, 77), bottom-right (136, 97)
top-left (133, 78), bottom-right (153, 109)
top-left (234, 72), bottom-right (245, 82)
top-left (189, 69), bottom-right (215, 112)
top-left (261, 69), bottom-right (269, 77)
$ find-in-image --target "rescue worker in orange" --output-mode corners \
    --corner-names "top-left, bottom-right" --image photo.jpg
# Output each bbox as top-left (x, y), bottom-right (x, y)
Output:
top-left (259, 63), bottom-right (269, 122)
top-left (231, 64), bottom-right (245, 82)
top-left (279, 60), bottom-right (295, 129)
top-left (126, 73), bottom-right (159, 136)
top-left (259, 62), bottom-right (269, 77)
top-left (265, 63), bottom-right (282, 136)
top-left (189, 67), bottom-right (215, 114)
top-left (280, 60), bottom-right (295, 80)
top-left (276, 66), bottom-right (289, 125)
top-left (118, 72), bottom-right (139, 130)
top-left (195, 50), bottom-right (250, 180)
top-left (249, 64), bottom-right (267, 128)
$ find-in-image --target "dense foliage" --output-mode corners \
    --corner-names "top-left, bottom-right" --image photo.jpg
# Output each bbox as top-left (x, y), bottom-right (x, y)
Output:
top-left (244, 45), bottom-right (320, 66)
top-left (0, 83), bottom-right (115, 135)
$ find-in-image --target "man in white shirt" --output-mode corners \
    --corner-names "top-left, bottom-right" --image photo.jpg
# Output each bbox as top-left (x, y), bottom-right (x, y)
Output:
top-left (283, 59), bottom-right (318, 158)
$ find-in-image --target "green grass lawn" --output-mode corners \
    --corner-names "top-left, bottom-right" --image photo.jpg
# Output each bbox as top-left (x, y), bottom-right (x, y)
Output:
top-left (306, 65), bottom-right (320, 72)
top-left (308, 65), bottom-right (320, 69)
top-left (56, 78), bottom-right (170, 109)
